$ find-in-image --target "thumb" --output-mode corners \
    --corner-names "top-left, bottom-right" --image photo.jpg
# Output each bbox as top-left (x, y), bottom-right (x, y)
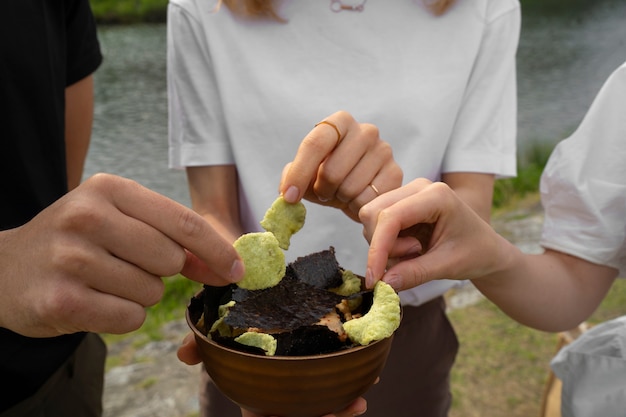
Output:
top-left (177, 332), bottom-right (203, 365)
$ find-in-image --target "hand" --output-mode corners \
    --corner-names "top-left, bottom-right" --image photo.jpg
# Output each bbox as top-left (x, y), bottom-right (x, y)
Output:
top-left (240, 398), bottom-right (367, 417)
top-left (360, 178), bottom-right (503, 290)
top-left (177, 332), bottom-right (202, 365)
top-left (0, 173), bottom-right (244, 337)
top-left (280, 110), bottom-right (402, 222)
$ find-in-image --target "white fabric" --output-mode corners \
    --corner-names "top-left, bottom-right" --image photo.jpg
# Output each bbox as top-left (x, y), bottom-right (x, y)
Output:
top-left (551, 315), bottom-right (626, 417)
top-left (167, 0), bottom-right (520, 306)
top-left (540, 61), bottom-right (626, 278)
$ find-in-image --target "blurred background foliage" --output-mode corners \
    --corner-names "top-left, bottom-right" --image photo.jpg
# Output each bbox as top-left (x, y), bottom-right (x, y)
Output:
top-left (90, 0), bottom-right (168, 23)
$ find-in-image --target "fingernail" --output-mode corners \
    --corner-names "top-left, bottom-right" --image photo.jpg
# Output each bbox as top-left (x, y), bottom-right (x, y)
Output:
top-left (318, 195), bottom-right (330, 202)
top-left (406, 243), bottom-right (423, 256)
top-left (283, 186), bottom-right (299, 203)
top-left (383, 274), bottom-right (402, 291)
top-left (230, 259), bottom-right (245, 282)
top-left (353, 408), bottom-right (366, 417)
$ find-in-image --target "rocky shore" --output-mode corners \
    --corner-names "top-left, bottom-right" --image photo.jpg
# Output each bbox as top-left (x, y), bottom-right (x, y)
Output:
top-left (102, 200), bottom-right (545, 417)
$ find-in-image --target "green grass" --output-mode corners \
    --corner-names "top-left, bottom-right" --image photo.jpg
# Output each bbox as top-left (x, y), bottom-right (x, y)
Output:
top-left (101, 274), bottom-right (201, 347)
top-left (493, 141), bottom-right (554, 209)
top-left (448, 270), bottom-right (626, 417)
top-left (148, 274), bottom-right (202, 324)
top-left (90, 0), bottom-right (168, 24)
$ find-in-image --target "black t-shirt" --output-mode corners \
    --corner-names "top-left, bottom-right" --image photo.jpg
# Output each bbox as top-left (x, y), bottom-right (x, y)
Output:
top-left (0, 0), bottom-right (103, 410)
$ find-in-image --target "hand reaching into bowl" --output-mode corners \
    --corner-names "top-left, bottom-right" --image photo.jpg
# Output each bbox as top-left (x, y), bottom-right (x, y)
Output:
top-left (279, 110), bottom-right (403, 222)
top-left (359, 178), bottom-right (504, 290)
top-left (0, 173), bottom-right (244, 337)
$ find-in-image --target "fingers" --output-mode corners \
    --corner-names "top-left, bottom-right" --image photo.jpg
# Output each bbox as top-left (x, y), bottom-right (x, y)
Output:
top-left (0, 174), bottom-right (244, 338)
top-left (61, 197), bottom-right (187, 279)
top-left (280, 111), bottom-right (402, 222)
top-left (32, 285), bottom-right (149, 335)
top-left (86, 174), bottom-right (244, 284)
top-left (280, 111), bottom-right (353, 203)
top-left (312, 122), bottom-right (382, 202)
top-left (359, 179), bottom-right (444, 287)
top-left (50, 239), bottom-right (166, 308)
top-left (360, 178), bottom-right (435, 242)
top-left (345, 149), bottom-right (403, 215)
top-left (361, 179), bottom-right (498, 292)
top-left (240, 397), bottom-right (367, 417)
top-left (177, 332), bottom-right (203, 365)
top-left (315, 120), bottom-right (342, 146)
top-left (321, 397), bottom-right (367, 417)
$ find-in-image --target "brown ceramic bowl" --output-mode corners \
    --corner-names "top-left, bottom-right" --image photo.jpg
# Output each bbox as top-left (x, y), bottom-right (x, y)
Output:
top-left (186, 286), bottom-right (396, 417)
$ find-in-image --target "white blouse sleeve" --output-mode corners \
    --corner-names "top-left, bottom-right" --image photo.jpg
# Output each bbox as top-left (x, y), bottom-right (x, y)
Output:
top-left (540, 62), bottom-right (626, 277)
top-left (442, 1), bottom-right (520, 178)
top-left (167, 1), bottom-right (234, 169)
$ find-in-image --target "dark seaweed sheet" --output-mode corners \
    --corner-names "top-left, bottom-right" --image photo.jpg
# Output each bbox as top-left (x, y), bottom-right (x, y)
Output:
top-left (196, 247), bottom-right (369, 356)
top-left (274, 325), bottom-right (352, 356)
top-left (224, 275), bottom-right (344, 332)
top-left (287, 247), bottom-right (343, 289)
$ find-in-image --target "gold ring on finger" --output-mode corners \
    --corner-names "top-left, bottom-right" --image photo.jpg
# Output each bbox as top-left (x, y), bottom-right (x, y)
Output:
top-left (315, 120), bottom-right (342, 146)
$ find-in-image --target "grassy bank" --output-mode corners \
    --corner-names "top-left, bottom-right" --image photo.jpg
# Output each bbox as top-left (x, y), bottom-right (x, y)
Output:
top-left (449, 279), bottom-right (626, 417)
top-left (493, 141), bottom-right (554, 208)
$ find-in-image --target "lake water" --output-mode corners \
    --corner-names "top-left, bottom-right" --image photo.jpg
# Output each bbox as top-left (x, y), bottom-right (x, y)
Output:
top-left (85, 0), bottom-right (626, 207)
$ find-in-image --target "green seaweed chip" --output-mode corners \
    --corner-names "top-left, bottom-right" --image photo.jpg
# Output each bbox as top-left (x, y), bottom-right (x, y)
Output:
top-left (330, 269), bottom-right (362, 297)
top-left (260, 196), bottom-right (306, 250)
top-left (233, 232), bottom-right (286, 290)
top-left (209, 301), bottom-right (236, 337)
top-left (330, 269), bottom-right (364, 311)
top-left (235, 332), bottom-right (277, 356)
top-left (342, 281), bottom-right (401, 345)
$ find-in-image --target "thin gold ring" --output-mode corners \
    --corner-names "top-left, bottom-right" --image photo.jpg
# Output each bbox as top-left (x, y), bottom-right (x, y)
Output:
top-left (369, 183), bottom-right (380, 196)
top-left (315, 120), bottom-right (342, 146)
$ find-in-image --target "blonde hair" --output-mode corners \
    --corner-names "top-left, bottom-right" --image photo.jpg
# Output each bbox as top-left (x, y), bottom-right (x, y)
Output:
top-left (217, 0), bottom-right (456, 20)
top-left (217, 0), bottom-right (283, 20)
top-left (425, 0), bottom-right (456, 15)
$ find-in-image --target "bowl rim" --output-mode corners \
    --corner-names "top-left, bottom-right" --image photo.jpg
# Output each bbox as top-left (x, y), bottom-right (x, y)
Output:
top-left (185, 305), bottom-right (391, 361)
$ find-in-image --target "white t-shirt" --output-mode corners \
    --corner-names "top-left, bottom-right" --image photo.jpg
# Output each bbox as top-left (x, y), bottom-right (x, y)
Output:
top-left (167, 0), bottom-right (520, 306)
top-left (540, 61), bottom-right (626, 278)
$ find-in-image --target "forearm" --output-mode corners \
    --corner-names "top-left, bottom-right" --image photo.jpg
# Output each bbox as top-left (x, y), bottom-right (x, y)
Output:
top-left (473, 244), bottom-right (617, 332)
top-left (443, 173), bottom-right (606, 330)
top-left (442, 172), bottom-right (494, 222)
top-left (198, 212), bottom-right (242, 244)
top-left (363, 178), bottom-right (618, 331)
top-left (186, 165), bottom-right (242, 243)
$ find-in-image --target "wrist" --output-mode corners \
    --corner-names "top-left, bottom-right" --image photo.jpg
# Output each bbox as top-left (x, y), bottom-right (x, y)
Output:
top-left (473, 234), bottom-right (524, 286)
